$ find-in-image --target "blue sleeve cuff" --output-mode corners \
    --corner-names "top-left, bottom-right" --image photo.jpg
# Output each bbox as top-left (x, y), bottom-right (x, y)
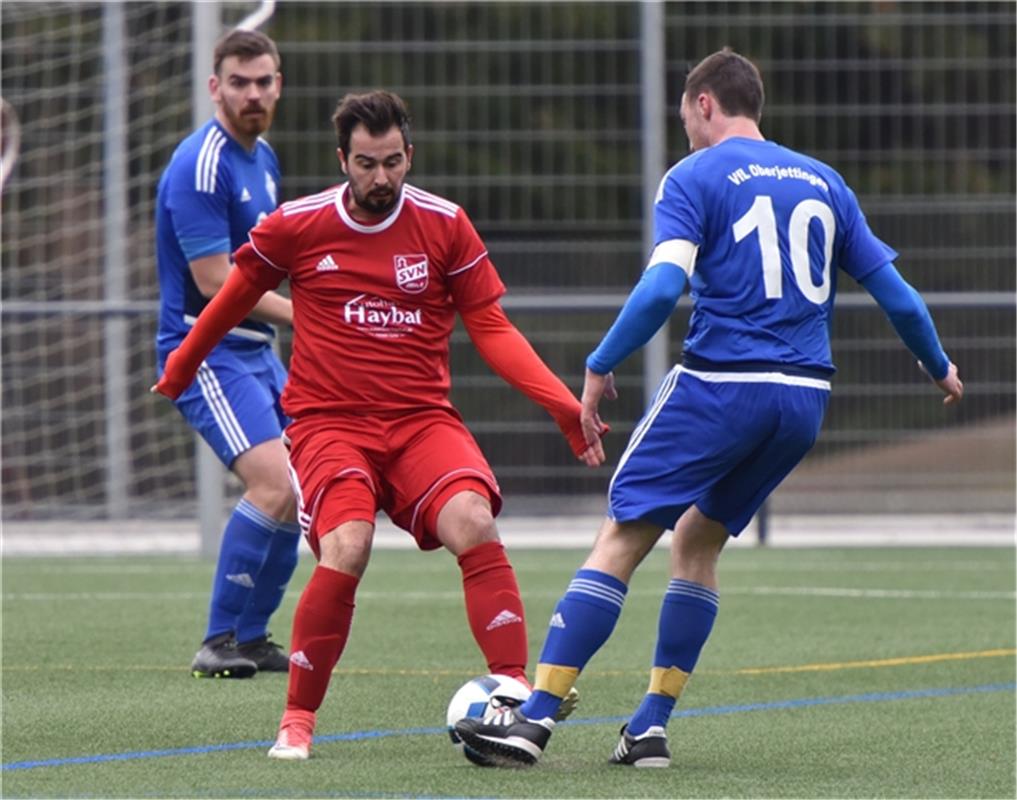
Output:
top-left (586, 263), bottom-right (687, 374)
top-left (860, 263), bottom-right (950, 380)
top-left (179, 236), bottom-right (231, 263)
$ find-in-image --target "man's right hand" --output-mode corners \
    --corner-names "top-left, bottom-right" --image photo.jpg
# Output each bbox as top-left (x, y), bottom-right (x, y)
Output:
top-left (580, 368), bottom-right (617, 450)
top-left (929, 361), bottom-right (963, 406)
top-left (150, 349), bottom-right (192, 401)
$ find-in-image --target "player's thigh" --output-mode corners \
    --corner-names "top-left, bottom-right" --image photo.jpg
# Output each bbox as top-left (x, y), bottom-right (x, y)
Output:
top-left (699, 385), bottom-right (829, 535)
top-left (608, 369), bottom-right (772, 530)
top-left (174, 351), bottom-right (286, 468)
top-left (384, 409), bottom-right (501, 549)
top-left (284, 416), bottom-right (383, 554)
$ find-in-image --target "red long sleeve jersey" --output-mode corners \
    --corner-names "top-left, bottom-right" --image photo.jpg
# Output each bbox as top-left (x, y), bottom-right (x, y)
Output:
top-left (236, 183), bottom-right (506, 417)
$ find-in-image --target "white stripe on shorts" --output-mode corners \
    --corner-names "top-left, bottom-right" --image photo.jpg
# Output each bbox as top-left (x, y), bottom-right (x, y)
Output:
top-left (196, 363), bottom-right (251, 456)
top-left (608, 365), bottom-right (681, 500)
top-left (678, 365), bottom-right (831, 391)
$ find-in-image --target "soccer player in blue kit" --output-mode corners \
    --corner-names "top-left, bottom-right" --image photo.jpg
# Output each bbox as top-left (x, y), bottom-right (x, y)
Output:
top-left (456, 48), bottom-right (964, 767)
top-left (154, 29), bottom-right (299, 678)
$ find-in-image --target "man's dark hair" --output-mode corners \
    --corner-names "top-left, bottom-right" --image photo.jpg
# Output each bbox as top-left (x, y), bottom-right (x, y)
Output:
top-left (684, 48), bottom-right (764, 122)
top-left (213, 29), bottom-right (281, 76)
top-left (332, 91), bottom-right (412, 156)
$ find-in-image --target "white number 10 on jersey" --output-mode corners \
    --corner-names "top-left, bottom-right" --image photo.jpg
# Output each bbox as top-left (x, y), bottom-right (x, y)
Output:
top-left (732, 195), bottom-right (835, 304)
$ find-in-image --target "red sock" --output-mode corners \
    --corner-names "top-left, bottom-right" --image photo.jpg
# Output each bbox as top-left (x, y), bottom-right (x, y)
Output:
top-left (285, 565), bottom-right (358, 712)
top-left (458, 541), bottom-right (529, 685)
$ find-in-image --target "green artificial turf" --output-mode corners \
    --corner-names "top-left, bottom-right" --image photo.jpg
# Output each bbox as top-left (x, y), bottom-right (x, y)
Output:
top-left (2, 546), bottom-right (1014, 798)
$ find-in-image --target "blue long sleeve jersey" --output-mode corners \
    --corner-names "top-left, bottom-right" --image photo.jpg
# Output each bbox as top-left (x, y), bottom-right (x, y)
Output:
top-left (586, 260), bottom-right (949, 380)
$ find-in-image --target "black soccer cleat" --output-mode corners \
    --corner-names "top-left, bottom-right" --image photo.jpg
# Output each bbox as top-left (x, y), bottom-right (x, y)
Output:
top-left (608, 724), bottom-right (671, 768)
top-left (237, 634), bottom-right (289, 672)
top-left (455, 706), bottom-right (554, 767)
top-left (190, 632), bottom-right (257, 679)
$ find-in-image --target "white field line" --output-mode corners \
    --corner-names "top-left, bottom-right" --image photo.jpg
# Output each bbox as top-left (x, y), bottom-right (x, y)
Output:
top-left (4, 586), bottom-right (1014, 602)
top-left (8, 558), bottom-right (1014, 575)
top-left (2, 513), bottom-right (1014, 556)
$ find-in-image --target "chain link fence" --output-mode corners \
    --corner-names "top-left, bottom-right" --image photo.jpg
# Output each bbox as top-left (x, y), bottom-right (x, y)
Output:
top-left (2, 1), bottom-right (1013, 522)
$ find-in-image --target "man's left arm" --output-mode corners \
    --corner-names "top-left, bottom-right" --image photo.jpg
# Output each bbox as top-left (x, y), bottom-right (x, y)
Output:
top-left (460, 301), bottom-right (606, 467)
top-left (859, 262), bottom-right (963, 405)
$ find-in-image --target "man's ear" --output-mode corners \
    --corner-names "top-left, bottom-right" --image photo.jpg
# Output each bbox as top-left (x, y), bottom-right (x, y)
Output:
top-left (337, 147), bottom-right (348, 175)
top-left (698, 92), bottom-right (714, 120)
top-left (208, 73), bottom-right (220, 103)
top-left (405, 143), bottom-right (414, 172)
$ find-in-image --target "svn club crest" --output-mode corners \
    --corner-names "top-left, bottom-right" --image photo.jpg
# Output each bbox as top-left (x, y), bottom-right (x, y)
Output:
top-left (393, 254), bottom-right (429, 294)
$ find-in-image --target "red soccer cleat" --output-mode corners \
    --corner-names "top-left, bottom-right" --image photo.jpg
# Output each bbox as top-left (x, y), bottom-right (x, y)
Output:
top-left (267, 708), bottom-right (316, 760)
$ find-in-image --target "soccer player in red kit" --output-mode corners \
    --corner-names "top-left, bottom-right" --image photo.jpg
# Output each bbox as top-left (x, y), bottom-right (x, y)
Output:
top-left (154, 90), bottom-right (606, 760)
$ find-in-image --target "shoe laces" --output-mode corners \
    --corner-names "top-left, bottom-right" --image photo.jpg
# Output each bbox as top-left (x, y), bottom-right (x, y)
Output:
top-left (482, 704), bottom-right (521, 725)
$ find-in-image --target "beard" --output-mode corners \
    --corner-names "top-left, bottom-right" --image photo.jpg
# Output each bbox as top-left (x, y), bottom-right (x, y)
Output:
top-left (351, 182), bottom-right (400, 216)
top-left (223, 102), bottom-right (274, 137)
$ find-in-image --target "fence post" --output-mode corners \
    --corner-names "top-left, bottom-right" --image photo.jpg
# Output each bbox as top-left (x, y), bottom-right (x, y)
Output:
top-left (640, 0), bottom-right (669, 403)
top-left (102, 2), bottom-right (129, 518)
top-left (192, 0), bottom-right (224, 559)
top-left (757, 499), bottom-right (770, 545)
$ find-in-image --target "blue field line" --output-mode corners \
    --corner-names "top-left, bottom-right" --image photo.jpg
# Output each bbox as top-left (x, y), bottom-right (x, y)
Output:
top-left (3, 682), bottom-right (1013, 772)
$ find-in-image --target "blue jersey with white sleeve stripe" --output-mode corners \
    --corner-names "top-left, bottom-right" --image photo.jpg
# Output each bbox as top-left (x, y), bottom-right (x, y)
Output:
top-left (656, 137), bottom-right (896, 374)
top-left (155, 118), bottom-right (280, 353)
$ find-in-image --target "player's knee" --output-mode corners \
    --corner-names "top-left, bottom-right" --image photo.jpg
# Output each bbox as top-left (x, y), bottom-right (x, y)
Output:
top-left (244, 480), bottom-right (295, 521)
top-left (458, 497), bottom-right (498, 543)
top-left (317, 522), bottom-right (373, 577)
top-left (433, 488), bottom-right (498, 552)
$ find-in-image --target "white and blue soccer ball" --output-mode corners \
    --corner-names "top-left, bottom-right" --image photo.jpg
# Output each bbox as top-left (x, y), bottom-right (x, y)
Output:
top-left (446, 674), bottom-right (531, 765)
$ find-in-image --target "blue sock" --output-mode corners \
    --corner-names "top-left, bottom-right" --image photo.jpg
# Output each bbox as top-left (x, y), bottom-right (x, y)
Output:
top-left (627, 578), bottom-right (718, 736)
top-left (521, 569), bottom-right (628, 721)
top-left (236, 521), bottom-right (301, 644)
top-left (203, 498), bottom-right (276, 642)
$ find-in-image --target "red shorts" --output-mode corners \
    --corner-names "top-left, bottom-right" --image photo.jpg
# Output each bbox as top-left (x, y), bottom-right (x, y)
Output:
top-left (284, 408), bottom-right (502, 555)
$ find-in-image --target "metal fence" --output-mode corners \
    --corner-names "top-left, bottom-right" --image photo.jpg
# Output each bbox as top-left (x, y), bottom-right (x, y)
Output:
top-left (2, 1), bottom-right (1013, 524)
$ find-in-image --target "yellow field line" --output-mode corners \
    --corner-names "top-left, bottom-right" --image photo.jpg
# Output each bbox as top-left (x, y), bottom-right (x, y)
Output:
top-left (2, 648), bottom-right (1013, 675)
top-left (720, 648), bottom-right (1017, 676)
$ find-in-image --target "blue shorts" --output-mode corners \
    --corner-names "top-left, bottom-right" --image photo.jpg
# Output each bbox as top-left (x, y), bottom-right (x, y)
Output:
top-left (159, 344), bottom-right (289, 468)
top-left (608, 365), bottom-right (830, 536)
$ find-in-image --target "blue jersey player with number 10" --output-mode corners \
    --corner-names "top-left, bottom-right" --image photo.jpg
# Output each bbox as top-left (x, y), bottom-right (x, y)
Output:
top-left (456, 48), bottom-right (964, 769)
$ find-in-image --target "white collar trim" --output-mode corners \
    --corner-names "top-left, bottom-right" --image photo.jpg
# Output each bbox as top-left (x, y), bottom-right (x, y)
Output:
top-left (334, 182), bottom-right (405, 234)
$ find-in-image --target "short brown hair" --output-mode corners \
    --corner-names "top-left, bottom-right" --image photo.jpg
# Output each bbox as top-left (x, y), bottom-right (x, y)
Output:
top-left (684, 49), bottom-right (764, 122)
top-left (213, 29), bottom-right (280, 76)
top-left (332, 91), bottom-right (412, 156)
